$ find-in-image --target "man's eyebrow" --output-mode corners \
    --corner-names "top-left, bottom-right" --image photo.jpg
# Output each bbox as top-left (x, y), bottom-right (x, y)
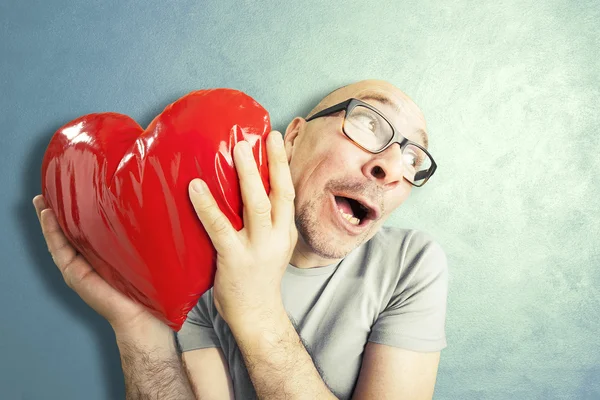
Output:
top-left (357, 92), bottom-right (398, 109)
top-left (415, 128), bottom-right (429, 149)
top-left (357, 92), bottom-right (429, 149)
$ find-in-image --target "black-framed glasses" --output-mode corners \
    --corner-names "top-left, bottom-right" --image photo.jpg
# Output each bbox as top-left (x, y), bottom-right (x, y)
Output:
top-left (306, 98), bottom-right (437, 187)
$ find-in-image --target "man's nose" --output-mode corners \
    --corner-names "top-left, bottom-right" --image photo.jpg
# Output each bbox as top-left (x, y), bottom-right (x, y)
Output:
top-left (361, 144), bottom-right (405, 190)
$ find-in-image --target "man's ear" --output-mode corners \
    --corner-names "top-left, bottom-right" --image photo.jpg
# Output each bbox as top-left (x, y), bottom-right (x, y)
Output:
top-left (283, 117), bottom-right (304, 162)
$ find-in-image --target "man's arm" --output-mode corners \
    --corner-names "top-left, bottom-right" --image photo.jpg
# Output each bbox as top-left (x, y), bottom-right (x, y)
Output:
top-left (116, 322), bottom-right (236, 400)
top-left (182, 348), bottom-right (235, 400)
top-left (187, 134), bottom-right (338, 399)
top-left (34, 195), bottom-right (225, 400)
top-left (352, 343), bottom-right (441, 400)
top-left (351, 232), bottom-right (447, 399)
top-left (227, 302), bottom-right (440, 400)
top-left (114, 321), bottom-right (196, 400)
top-left (229, 304), bottom-right (337, 400)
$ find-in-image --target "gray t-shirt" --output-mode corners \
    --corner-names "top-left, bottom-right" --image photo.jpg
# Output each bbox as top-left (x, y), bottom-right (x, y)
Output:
top-left (176, 226), bottom-right (448, 399)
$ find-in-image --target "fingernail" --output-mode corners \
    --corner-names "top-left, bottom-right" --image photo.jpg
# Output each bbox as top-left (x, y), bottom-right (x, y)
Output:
top-left (192, 179), bottom-right (205, 194)
top-left (271, 132), bottom-right (284, 148)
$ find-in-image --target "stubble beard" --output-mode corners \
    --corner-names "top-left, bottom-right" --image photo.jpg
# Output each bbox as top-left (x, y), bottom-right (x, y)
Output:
top-left (294, 190), bottom-right (375, 260)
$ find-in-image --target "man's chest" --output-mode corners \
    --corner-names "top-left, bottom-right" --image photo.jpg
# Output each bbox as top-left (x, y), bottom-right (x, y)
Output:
top-left (215, 273), bottom-right (384, 399)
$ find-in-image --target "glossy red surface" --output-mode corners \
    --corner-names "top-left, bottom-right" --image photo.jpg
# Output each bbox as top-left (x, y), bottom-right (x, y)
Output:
top-left (41, 89), bottom-right (271, 330)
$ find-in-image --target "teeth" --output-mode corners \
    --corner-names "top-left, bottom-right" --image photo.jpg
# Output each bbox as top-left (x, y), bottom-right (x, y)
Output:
top-left (339, 208), bottom-right (360, 225)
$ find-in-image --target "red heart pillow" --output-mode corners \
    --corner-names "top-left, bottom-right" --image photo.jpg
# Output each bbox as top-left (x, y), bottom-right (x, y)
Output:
top-left (41, 89), bottom-right (271, 330)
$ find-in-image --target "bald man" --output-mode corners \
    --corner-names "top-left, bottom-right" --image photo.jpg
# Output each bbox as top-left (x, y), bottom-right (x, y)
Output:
top-left (33, 79), bottom-right (448, 400)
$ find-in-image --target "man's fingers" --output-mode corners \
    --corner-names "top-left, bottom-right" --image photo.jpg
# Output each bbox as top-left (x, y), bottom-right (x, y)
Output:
top-left (39, 208), bottom-right (78, 271)
top-left (189, 179), bottom-right (239, 254)
top-left (39, 208), bottom-right (94, 292)
top-left (36, 202), bottom-right (140, 321)
top-left (35, 198), bottom-right (80, 274)
top-left (33, 194), bottom-right (47, 222)
top-left (234, 140), bottom-right (273, 241)
top-left (35, 198), bottom-right (86, 291)
top-left (266, 131), bottom-right (296, 231)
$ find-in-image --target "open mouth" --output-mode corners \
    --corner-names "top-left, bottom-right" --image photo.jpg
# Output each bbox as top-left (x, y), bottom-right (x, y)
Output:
top-left (333, 195), bottom-right (374, 227)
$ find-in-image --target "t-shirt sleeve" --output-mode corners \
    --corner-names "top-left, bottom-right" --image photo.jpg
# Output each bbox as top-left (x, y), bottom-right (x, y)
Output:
top-left (368, 232), bottom-right (449, 352)
top-left (175, 288), bottom-right (221, 352)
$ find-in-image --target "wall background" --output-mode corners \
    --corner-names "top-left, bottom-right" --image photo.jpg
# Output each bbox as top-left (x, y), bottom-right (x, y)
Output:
top-left (1, 0), bottom-right (598, 399)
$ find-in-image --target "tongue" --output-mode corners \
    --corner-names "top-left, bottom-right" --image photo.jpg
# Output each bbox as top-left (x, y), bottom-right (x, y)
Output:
top-left (334, 196), bottom-right (354, 216)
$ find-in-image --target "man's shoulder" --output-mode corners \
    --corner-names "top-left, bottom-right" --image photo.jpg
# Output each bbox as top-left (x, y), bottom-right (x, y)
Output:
top-left (368, 225), bottom-right (443, 254)
top-left (357, 226), bottom-right (447, 281)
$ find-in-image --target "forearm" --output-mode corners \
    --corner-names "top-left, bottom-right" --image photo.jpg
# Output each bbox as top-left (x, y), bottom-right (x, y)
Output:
top-left (230, 305), bottom-right (338, 400)
top-left (114, 320), bottom-right (196, 400)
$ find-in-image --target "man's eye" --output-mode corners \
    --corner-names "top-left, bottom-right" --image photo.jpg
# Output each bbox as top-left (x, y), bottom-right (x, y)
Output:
top-left (403, 151), bottom-right (422, 168)
top-left (354, 113), bottom-right (378, 133)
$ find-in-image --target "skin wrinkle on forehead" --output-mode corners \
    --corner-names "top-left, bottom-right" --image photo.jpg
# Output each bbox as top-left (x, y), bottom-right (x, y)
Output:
top-left (308, 85), bottom-right (429, 149)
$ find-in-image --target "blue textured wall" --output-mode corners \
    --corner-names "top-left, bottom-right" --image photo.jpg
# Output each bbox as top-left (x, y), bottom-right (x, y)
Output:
top-left (2, 1), bottom-right (599, 399)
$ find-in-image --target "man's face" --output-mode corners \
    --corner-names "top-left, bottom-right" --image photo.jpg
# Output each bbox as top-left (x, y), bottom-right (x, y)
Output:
top-left (284, 80), bottom-right (429, 260)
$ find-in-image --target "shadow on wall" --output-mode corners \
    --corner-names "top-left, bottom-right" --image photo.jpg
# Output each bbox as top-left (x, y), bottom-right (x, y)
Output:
top-left (16, 126), bottom-right (125, 400)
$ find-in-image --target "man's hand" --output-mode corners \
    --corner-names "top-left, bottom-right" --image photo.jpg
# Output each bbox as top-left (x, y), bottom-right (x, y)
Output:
top-left (32, 195), bottom-right (160, 332)
top-left (33, 195), bottom-right (197, 399)
top-left (188, 131), bottom-right (338, 399)
top-left (188, 131), bottom-right (298, 329)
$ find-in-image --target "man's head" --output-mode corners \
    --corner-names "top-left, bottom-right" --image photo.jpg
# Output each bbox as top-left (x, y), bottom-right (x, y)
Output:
top-left (283, 79), bottom-right (430, 264)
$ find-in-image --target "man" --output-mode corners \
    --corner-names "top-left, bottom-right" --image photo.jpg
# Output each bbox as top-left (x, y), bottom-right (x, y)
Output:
top-left (33, 79), bottom-right (448, 400)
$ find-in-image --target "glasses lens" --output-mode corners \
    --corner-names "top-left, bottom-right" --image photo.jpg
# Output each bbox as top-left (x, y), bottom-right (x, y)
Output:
top-left (344, 105), bottom-right (393, 152)
top-left (344, 104), bottom-right (433, 187)
top-left (403, 143), bottom-right (432, 186)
